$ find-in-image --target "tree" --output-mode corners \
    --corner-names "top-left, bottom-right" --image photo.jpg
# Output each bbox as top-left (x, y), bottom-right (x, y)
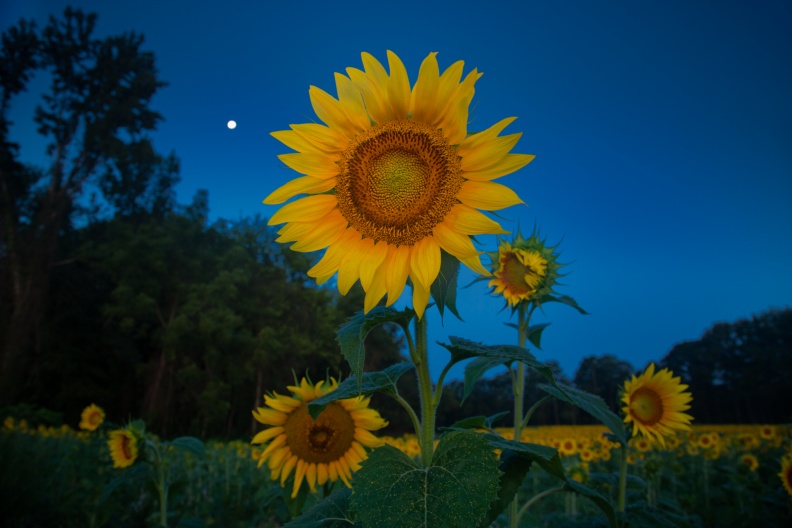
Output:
top-left (0, 8), bottom-right (167, 403)
top-left (573, 354), bottom-right (634, 419)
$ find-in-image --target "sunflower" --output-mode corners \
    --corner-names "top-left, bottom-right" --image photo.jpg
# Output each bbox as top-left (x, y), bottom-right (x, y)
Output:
top-left (108, 429), bottom-right (139, 469)
top-left (252, 377), bottom-right (388, 498)
top-left (740, 453), bottom-right (759, 472)
top-left (79, 403), bottom-right (105, 431)
top-left (622, 363), bottom-right (693, 446)
top-left (264, 51), bottom-right (532, 318)
top-left (780, 456), bottom-right (792, 497)
top-left (487, 229), bottom-right (565, 308)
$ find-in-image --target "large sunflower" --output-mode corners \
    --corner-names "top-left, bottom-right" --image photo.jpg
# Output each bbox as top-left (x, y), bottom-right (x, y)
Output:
top-left (622, 363), bottom-right (693, 446)
top-left (265, 51), bottom-right (533, 318)
top-left (780, 456), bottom-right (792, 497)
top-left (252, 377), bottom-right (388, 498)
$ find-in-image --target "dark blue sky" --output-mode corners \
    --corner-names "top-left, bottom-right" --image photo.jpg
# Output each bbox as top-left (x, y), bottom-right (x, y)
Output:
top-left (3, 0), bottom-right (791, 381)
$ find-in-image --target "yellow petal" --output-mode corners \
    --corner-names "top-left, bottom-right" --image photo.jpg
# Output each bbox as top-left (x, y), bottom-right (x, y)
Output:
top-left (337, 234), bottom-right (365, 295)
top-left (278, 152), bottom-right (339, 179)
top-left (411, 52), bottom-right (440, 122)
top-left (430, 60), bottom-right (464, 127)
top-left (317, 463), bottom-right (329, 486)
top-left (459, 133), bottom-right (522, 172)
top-left (334, 72), bottom-right (369, 132)
top-left (355, 427), bottom-right (385, 448)
top-left (306, 463), bottom-right (317, 493)
top-left (457, 117), bottom-right (517, 158)
top-left (444, 204), bottom-right (508, 235)
top-left (463, 154), bottom-right (535, 182)
top-left (386, 50), bottom-right (410, 118)
top-left (385, 244), bottom-right (411, 306)
top-left (251, 426), bottom-right (284, 445)
top-left (309, 86), bottom-right (356, 138)
top-left (291, 123), bottom-right (347, 152)
top-left (359, 240), bottom-right (388, 291)
top-left (409, 236), bottom-right (441, 289)
top-left (268, 194), bottom-right (337, 226)
top-left (456, 181), bottom-right (525, 211)
top-left (364, 270), bottom-right (387, 313)
top-left (252, 408), bottom-right (287, 426)
top-left (263, 176), bottom-right (336, 205)
top-left (280, 455), bottom-right (298, 486)
top-left (460, 254), bottom-right (491, 276)
top-left (288, 209), bottom-right (347, 252)
top-left (410, 272), bottom-right (431, 320)
top-left (432, 222), bottom-right (479, 260)
top-left (438, 68), bottom-right (481, 145)
top-left (292, 459), bottom-right (307, 498)
top-left (271, 129), bottom-right (321, 154)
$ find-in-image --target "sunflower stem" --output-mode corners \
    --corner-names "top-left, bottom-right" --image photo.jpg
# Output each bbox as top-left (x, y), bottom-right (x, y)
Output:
top-left (617, 443), bottom-right (628, 514)
top-left (414, 314), bottom-right (436, 467)
top-left (508, 303), bottom-right (529, 528)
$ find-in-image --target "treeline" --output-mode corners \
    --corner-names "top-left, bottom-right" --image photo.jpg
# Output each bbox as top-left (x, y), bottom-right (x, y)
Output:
top-left (2, 9), bottom-right (789, 442)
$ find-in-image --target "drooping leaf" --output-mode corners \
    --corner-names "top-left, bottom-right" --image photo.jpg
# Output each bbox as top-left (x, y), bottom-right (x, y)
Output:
top-left (527, 322), bottom-right (551, 349)
top-left (462, 357), bottom-right (507, 402)
top-left (538, 294), bottom-right (588, 315)
top-left (429, 250), bottom-right (461, 321)
top-left (440, 337), bottom-right (568, 402)
top-left (539, 383), bottom-right (628, 446)
top-left (284, 487), bottom-right (359, 527)
top-left (169, 436), bottom-right (206, 457)
top-left (477, 449), bottom-right (534, 528)
top-left (337, 307), bottom-right (414, 385)
top-left (308, 362), bottom-right (414, 419)
top-left (351, 431), bottom-right (501, 528)
top-left (443, 411), bottom-right (510, 432)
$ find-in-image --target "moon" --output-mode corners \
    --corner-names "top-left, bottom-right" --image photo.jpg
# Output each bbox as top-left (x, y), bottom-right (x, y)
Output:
top-left (227, 120), bottom-right (237, 129)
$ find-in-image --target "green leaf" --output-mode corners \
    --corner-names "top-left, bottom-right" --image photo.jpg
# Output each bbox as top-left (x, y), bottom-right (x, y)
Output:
top-left (527, 322), bottom-right (551, 349)
top-left (429, 250), bottom-right (461, 320)
top-left (337, 307), bottom-right (414, 385)
top-left (169, 436), bottom-right (206, 457)
top-left (441, 337), bottom-right (568, 402)
top-left (539, 383), bottom-right (628, 446)
top-left (462, 357), bottom-right (506, 402)
top-left (443, 411), bottom-right (510, 432)
top-left (485, 436), bottom-right (617, 528)
top-left (351, 431), bottom-right (501, 528)
top-left (284, 487), bottom-right (359, 527)
top-left (308, 362), bottom-right (414, 419)
top-left (99, 462), bottom-right (151, 502)
top-left (538, 294), bottom-right (588, 315)
top-left (477, 450), bottom-right (534, 528)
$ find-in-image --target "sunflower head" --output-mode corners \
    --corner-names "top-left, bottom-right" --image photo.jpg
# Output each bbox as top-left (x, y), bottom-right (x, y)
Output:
top-left (251, 377), bottom-right (388, 498)
top-left (486, 229), bottom-right (568, 310)
top-left (781, 455), bottom-right (792, 497)
top-left (107, 427), bottom-right (142, 469)
top-left (264, 51), bottom-right (533, 318)
top-left (622, 363), bottom-right (693, 447)
top-left (79, 403), bottom-right (105, 431)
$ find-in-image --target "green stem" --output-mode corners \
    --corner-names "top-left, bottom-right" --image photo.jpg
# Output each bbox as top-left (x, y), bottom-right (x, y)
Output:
top-left (414, 314), bottom-right (436, 467)
top-left (431, 359), bottom-right (454, 408)
top-left (521, 395), bottom-right (552, 431)
top-left (617, 443), bottom-right (628, 514)
top-left (509, 303), bottom-right (529, 528)
top-left (148, 440), bottom-right (168, 527)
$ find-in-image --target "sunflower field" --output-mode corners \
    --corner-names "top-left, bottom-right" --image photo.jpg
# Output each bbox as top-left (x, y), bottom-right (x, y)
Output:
top-left (2, 414), bottom-right (791, 527)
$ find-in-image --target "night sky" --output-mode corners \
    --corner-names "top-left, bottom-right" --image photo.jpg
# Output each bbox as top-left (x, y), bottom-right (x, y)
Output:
top-left (3, 0), bottom-right (791, 381)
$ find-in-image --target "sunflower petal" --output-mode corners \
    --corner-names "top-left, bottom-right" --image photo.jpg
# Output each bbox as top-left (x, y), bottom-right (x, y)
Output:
top-left (309, 86), bottom-right (357, 138)
top-left (411, 52), bottom-right (440, 122)
top-left (444, 204), bottom-right (509, 235)
top-left (463, 153), bottom-right (535, 182)
top-left (409, 236), bottom-right (441, 289)
top-left (264, 176), bottom-right (336, 205)
top-left (459, 133), bottom-right (522, 172)
top-left (288, 210), bottom-right (347, 252)
top-left (386, 50), bottom-right (410, 118)
top-left (268, 194), bottom-right (338, 226)
top-left (457, 181), bottom-right (525, 211)
top-left (385, 244), bottom-right (411, 306)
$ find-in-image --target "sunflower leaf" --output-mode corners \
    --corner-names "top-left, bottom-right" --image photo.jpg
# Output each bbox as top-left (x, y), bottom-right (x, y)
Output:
top-left (442, 410), bottom-right (510, 432)
top-left (484, 435), bottom-right (617, 528)
top-left (351, 431), bottom-right (501, 528)
top-left (337, 307), bottom-right (414, 386)
top-left (430, 250), bottom-right (461, 321)
top-left (539, 383), bottom-right (628, 446)
top-left (169, 436), bottom-right (206, 457)
top-left (538, 294), bottom-right (589, 315)
top-left (477, 450), bottom-right (534, 528)
top-left (440, 336), bottom-right (567, 402)
top-left (283, 487), bottom-right (360, 527)
top-left (527, 322), bottom-right (551, 349)
top-left (308, 362), bottom-right (414, 419)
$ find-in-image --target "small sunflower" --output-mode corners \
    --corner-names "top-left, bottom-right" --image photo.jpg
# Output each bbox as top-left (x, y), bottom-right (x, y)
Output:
top-left (252, 377), bottom-right (388, 498)
top-left (780, 456), bottom-right (792, 497)
top-left (265, 51), bottom-right (533, 318)
top-left (108, 429), bottom-right (140, 469)
top-left (622, 363), bottom-right (693, 446)
top-left (740, 453), bottom-right (759, 472)
top-left (486, 229), bottom-right (566, 309)
top-left (79, 403), bottom-right (105, 431)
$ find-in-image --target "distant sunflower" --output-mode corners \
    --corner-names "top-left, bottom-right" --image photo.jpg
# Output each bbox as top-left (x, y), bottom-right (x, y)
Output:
top-left (252, 377), bottom-right (388, 498)
top-left (622, 363), bottom-right (693, 446)
top-left (740, 453), bottom-right (759, 472)
top-left (108, 429), bottom-right (139, 469)
top-left (780, 456), bottom-right (792, 497)
top-left (265, 51), bottom-right (533, 318)
top-left (79, 403), bottom-right (105, 431)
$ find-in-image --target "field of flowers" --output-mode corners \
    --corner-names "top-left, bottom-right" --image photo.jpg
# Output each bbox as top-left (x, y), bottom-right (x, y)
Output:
top-left (1, 413), bottom-right (790, 527)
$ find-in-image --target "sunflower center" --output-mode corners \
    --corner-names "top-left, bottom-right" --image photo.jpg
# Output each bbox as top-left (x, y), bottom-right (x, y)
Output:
top-left (630, 387), bottom-right (664, 425)
top-left (121, 436), bottom-right (133, 460)
top-left (498, 249), bottom-right (548, 296)
top-left (283, 401), bottom-right (356, 464)
top-left (336, 120), bottom-right (462, 246)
